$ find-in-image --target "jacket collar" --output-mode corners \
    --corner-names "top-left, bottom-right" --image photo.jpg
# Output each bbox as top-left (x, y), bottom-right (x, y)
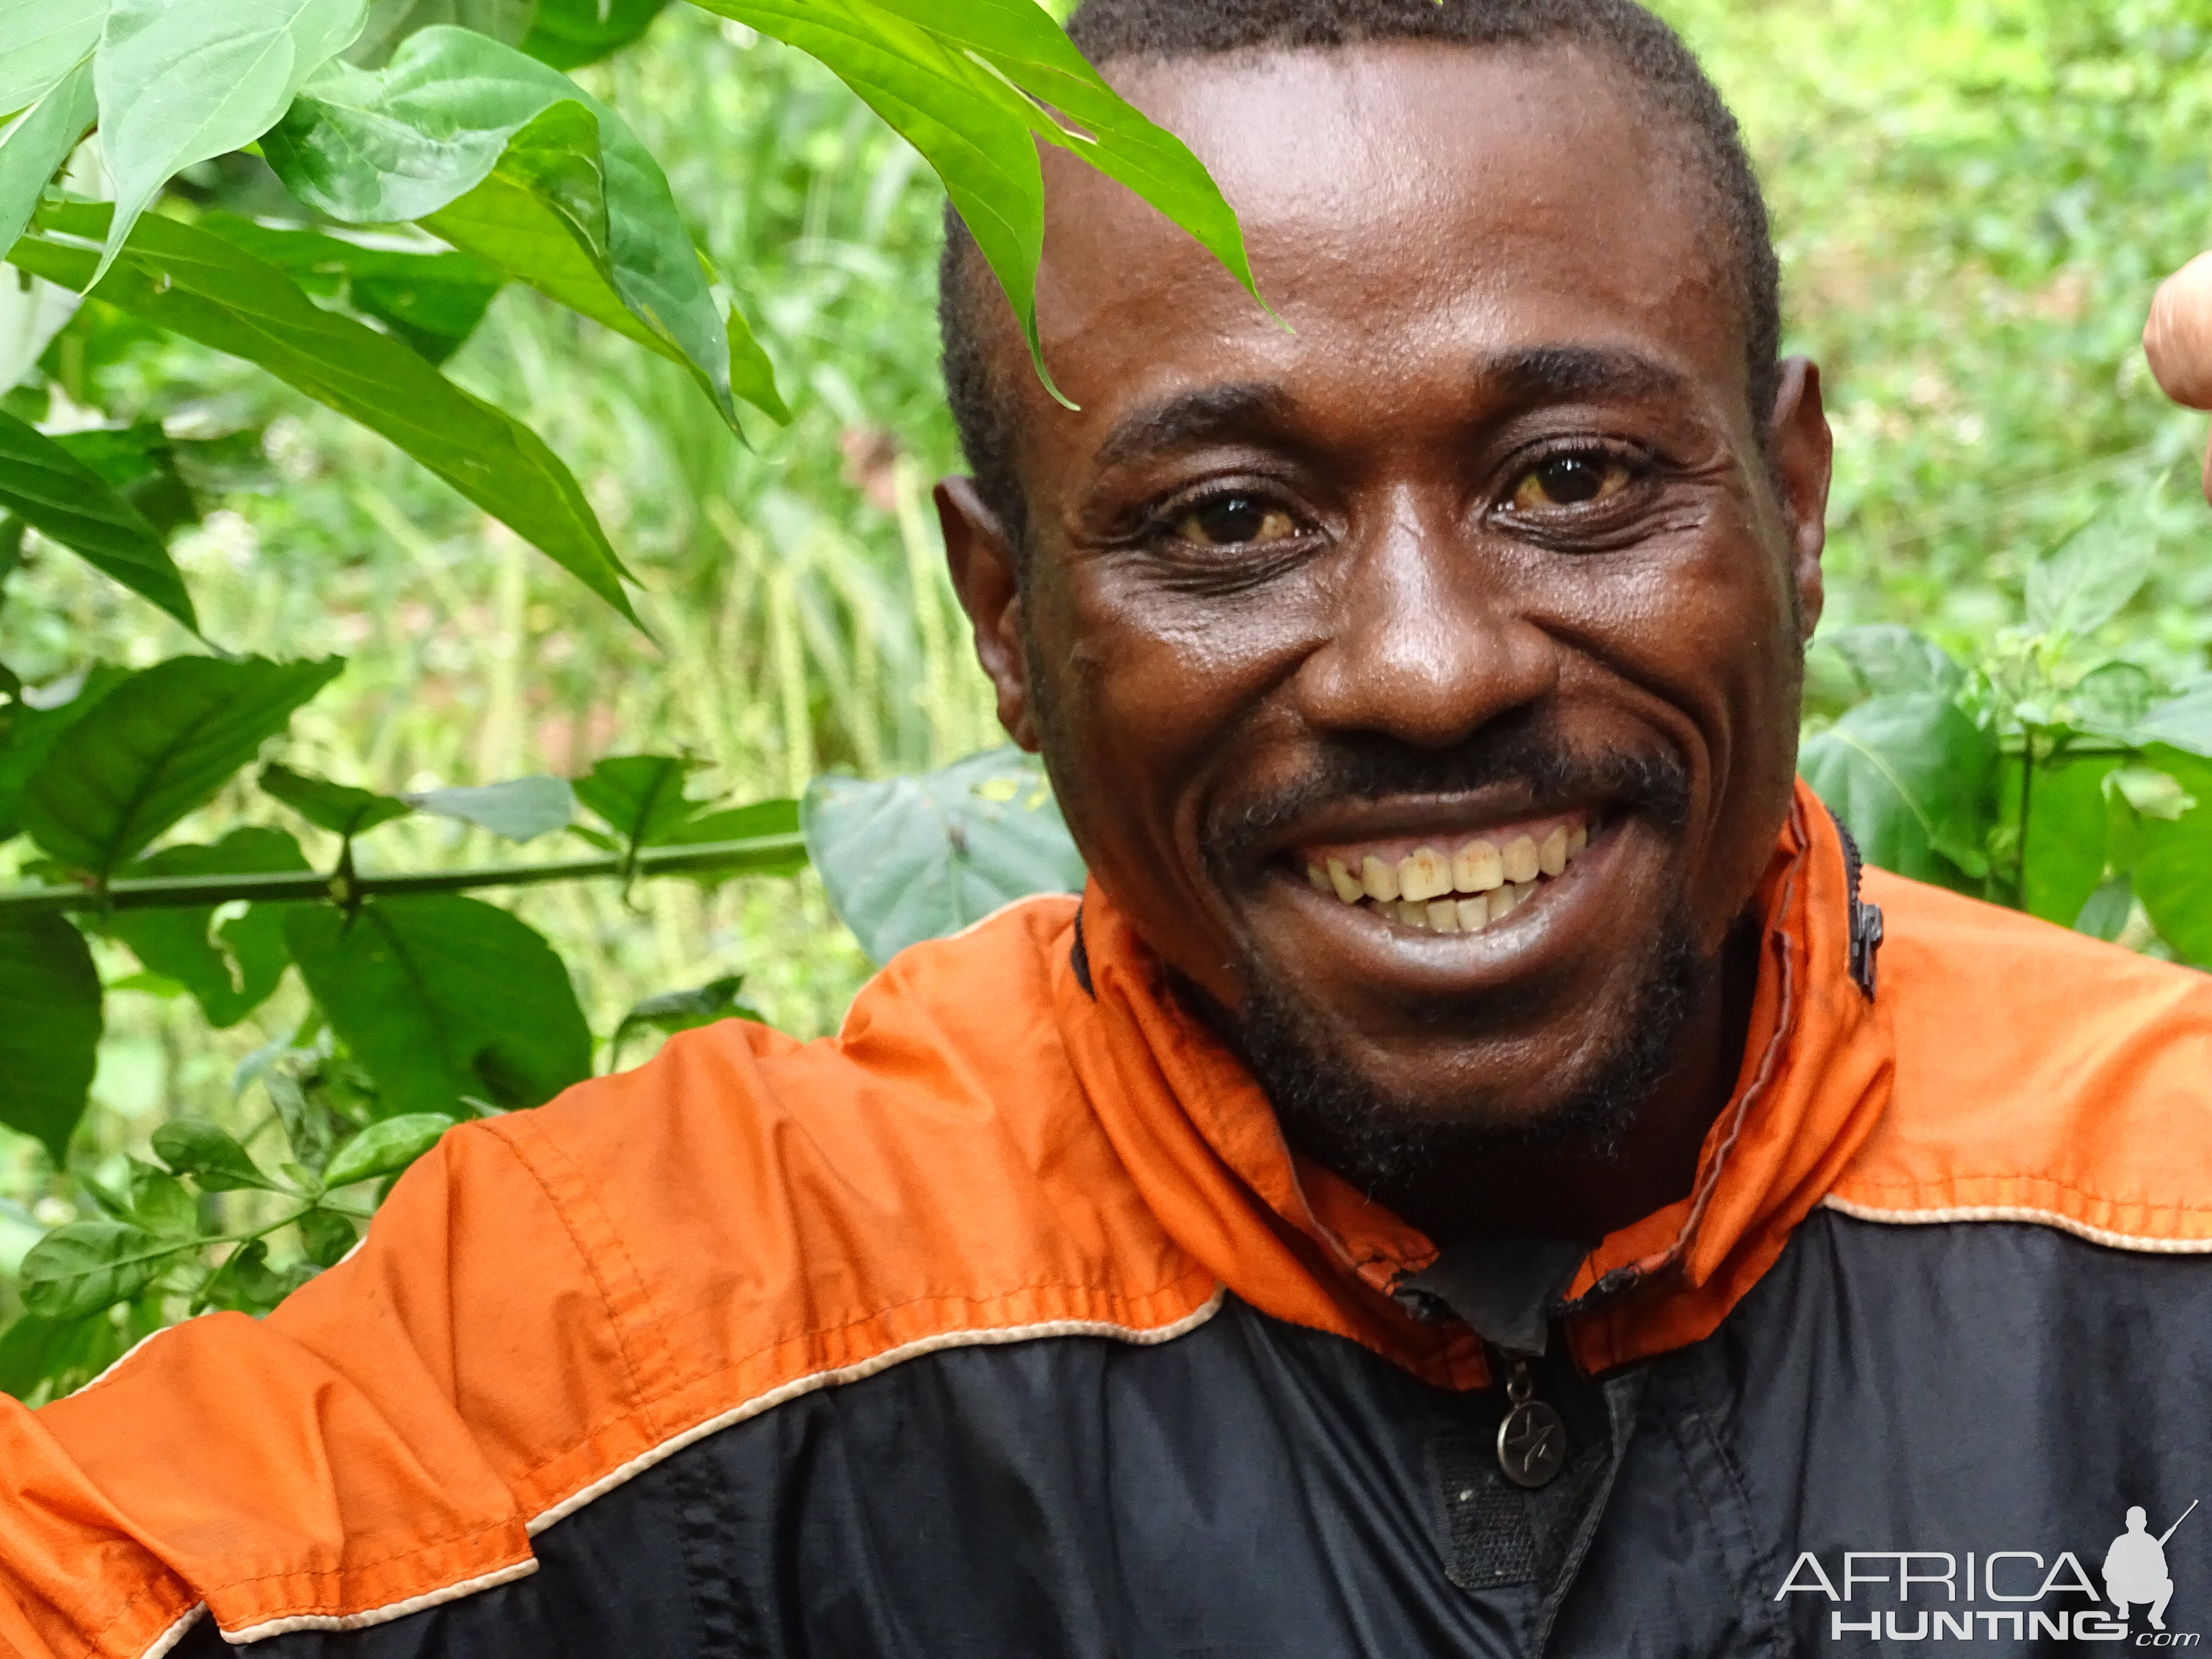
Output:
top-left (1057, 780), bottom-right (1895, 1385)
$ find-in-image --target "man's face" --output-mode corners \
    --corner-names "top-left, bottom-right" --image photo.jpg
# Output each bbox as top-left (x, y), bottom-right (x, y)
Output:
top-left (942, 43), bottom-right (1830, 1155)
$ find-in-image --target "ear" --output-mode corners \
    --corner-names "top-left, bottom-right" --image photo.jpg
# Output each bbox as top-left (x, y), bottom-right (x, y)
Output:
top-left (1768, 356), bottom-right (1832, 643)
top-left (936, 476), bottom-right (1040, 751)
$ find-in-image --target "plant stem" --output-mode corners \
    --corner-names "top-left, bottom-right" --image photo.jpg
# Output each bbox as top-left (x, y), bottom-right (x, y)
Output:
top-left (0, 834), bottom-right (808, 917)
top-left (2016, 726), bottom-right (2038, 907)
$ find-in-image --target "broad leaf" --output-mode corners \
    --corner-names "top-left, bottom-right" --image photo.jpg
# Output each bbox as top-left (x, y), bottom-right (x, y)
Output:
top-left (17, 1219), bottom-right (194, 1320)
top-left (125, 1160), bottom-right (198, 1241)
top-left (2025, 516), bottom-right (2156, 642)
top-left (1814, 624), bottom-right (1963, 700)
top-left (0, 664), bottom-right (126, 842)
top-left (2135, 679), bottom-right (2212, 760)
top-left (20, 654), bottom-right (341, 881)
top-left (9, 204), bottom-right (639, 621)
top-left (2069, 660), bottom-right (2158, 737)
top-left (50, 422), bottom-right (224, 538)
top-left (0, 910), bottom-right (101, 1162)
top-left (0, 0), bottom-right (108, 116)
top-left (522, 0), bottom-right (667, 68)
top-left (296, 1205), bottom-right (356, 1267)
top-left (655, 795), bottom-right (806, 880)
top-left (0, 405), bottom-right (194, 629)
top-left (265, 28), bottom-right (772, 430)
top-left (804, 747), bottom-right (1086, 965)
top-left (2011, 752), bottom-right (2122, 929)
top-left (92, 0), bottom-right (370, 278)
top-left (285, 894), bottom-right (591, 1117)
top-left (323, 1110), bottom-right (452, 1188)
top-left (611, 973), bottom-right (758, 1064)
top-left (691, 0), bottom-right (1266, 398)
top-left (0, 1308), bottom-right (128, 1402)
top-left (347, 0), bottom-right (536, 66)
top-left (106, 827), bottom-right (309, 1027)
top-left (1799, 694), bottom-right (1999, 890)
top-left (404, 773), bottom-right (573, 841)
top-left (2073, 874), bottom-right (2134, 943)
top-left (2128, 750), bottom-right (2212, 968)
top-left (151, 1118), bottom-right (285, 1192)
top-left (259, 760), bottom-right (412, 837)
top-left (573, 753), bottom-right (698, 848)
top-left (200, 212), bottom-right (504, 363)
top-left (0, 54), bottom-right (95, 265)
top-left (195, 1237), bottom-right (311, 1315)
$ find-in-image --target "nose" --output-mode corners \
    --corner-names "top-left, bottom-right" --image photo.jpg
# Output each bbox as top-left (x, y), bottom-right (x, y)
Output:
top-left (1292, 504), bottom-right (1559, 747)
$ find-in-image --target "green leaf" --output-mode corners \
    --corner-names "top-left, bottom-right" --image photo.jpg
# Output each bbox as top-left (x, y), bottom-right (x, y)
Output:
top-left (692, 0), bottom-right (1266, 400)
top-left (259, 760), bottom-right (412, 837)
top-left (2014, 751), bottom-right (2122, 929)
top-left (1798, 693), bottom-right (1999, 889)
top-left (403, 773), bottom-right (573, 841)
top-left (2134, 679), bottom-right (2212, 759)
top-left (91, 0), bottom-right (370, 279)
top-left (151, 1118), bottom-right (285, 1192)
top-left (323, 1110), bottom-right (453, 1188)
top-left (656, 796), bottom-right (807, 879)
top-left (2025, 516), bottom-right (2156, 642)
top-left (0, 54), bottom-right (95, 265)
top-left (295, 1205), bottom-right (357, 1267)
top-left (195, 1238), bottom-right (310, 1315)
top-left (285, 894), bottom-right (591, 1116)
top-left (2110, 750), bottom-right (2212, 968)
top-left (105, 827), bottom-right (309, 1028)
top-left (0, 910), bottom-right (100, 1163)
top-left (573, 753), bottom-right (698, 848)
top-left (51, 422), bottom-right (215, 539)
top-left (0, 663), bottom-right (126, 842)
top-left (347, 0), bottom-right (537, 66)
top-left (18, 1220), bottom-right (195, 1320)
top-left (803, 747), bottom-right (1086, 965)
top-left (199, 212), bottom-right (505, 364)
top-left (521, 0), bottom-right (666, 68)
top-left (265, 28), bottom-right (772, 431)
top-left (125, 1160), bottom-right (199, 1241)
top-left (19, 654), bottom-right (341, 881)
top-left (2106, 766), bottom-right (2198, 822)
top-left (9, 204), bottom-right (640, 622)
top-left (1814, 623), bottom-right (1964, 700)
top-left (0, 1308), bottom-right (128, 1402)
top-left (612, 973), bottom-right (758, 1065)
top-left (0, 0), bottom-right (108, 116)
top-left (250, 1058), bottom-right (334, 1173)
top-left (2068, 660), bottom-right (2159, 736)
top-left (2074, 873), bottom-right (2134, 943)
top-left (0, 406), bottom-right (195, 629)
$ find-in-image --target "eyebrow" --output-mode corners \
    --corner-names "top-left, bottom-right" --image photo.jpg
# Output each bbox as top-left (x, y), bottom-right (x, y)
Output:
top-left (1486, 345), bottom-right (1692, 406)
top-left (1092, 381), bottom-right (1297, 472)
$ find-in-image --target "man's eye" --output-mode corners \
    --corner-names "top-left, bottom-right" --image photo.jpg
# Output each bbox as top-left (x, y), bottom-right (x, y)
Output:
top-left (1170, 495), bottom-right (1300, 547)
top-left (1511, 453), bottom-right (1636, 511)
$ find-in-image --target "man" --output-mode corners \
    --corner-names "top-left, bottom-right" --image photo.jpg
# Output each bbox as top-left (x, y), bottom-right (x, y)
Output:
top-left (2104, 1506), bottom-right (2183, 1632)
top-left (8, 2), bottom-right (2212, 1655)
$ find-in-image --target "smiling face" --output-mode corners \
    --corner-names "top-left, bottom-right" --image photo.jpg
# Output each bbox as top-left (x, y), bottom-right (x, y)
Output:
top-left (940, 41), bottom-right (1831, 1214)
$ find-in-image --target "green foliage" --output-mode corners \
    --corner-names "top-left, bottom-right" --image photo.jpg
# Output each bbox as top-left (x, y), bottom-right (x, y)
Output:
top-left (805, 746), bottom-right (1085, 964)
top-left (0, 405), bottom-right (193, 630)
top-left (0, 911), bottom-right (100, 1162)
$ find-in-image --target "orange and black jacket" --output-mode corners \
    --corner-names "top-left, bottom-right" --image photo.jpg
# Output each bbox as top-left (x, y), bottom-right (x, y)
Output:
top-left (6, 780), bottom-right (2212, 1657)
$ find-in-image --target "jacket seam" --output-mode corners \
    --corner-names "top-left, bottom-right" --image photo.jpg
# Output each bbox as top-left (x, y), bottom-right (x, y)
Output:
top-left (1821, 1193), bottom-right (2212, 1249)
top-left (1831, 1177), bottom-right (2212, 1213)
top-left (194, 1515), bottom-right (527, 1598)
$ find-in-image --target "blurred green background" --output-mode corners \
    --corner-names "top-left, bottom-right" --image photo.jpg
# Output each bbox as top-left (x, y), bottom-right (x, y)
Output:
top-left (2, 0), bottom-right (2207, 1257)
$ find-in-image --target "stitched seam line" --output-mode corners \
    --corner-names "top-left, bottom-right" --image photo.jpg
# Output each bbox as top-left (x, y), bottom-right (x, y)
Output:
top-left (198, 1516), bottom-right (524, 1595)
top-left (1834, 1176), bottom-right (2212, 1212)
top-left (1821, 1195), bottom-right (2212, 1252)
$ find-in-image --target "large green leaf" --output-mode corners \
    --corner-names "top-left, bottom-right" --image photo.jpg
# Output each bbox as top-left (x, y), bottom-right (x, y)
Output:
top-left (200, 212), bottom-right (504, 364)
top-left (2010, 751), bottom-right (2121, 930)
top-left (259, 760), bottom-right (412, 837)
top-left (8, 204), bottom-right (639, 621)
top-left (404, 774), bottom-right (573, 841)
top-left (106, 827), bottom-right (309, 1028)
top-left (17, 1219), bottom-right (195, 1320)
top-left (2135, 680), bottom-right (2212, 760)
top-left (0, 54), bottom-right (94, 263)
top-left (285, 894), bottom-right (591, 1117)
top-left (91, 0), bottom-right (370, 278)
top-left (20, 654), bottom-right (341, 881)
top-left (689, 0), bottom-right (1265, 399)
top-left (2128, 749), bottom-right (2212, 969)
top-left (151, 1117), bottom-right (285, 1192)
top-left (0, 664), bottom-right (125, 841)
top-left (803, 747), bottom-right (1086, 965)
top-left (522, 0), bottom-right (667, 67)
top-left (322, 1110), bottom-right (451, 1188)
top-left (0, 1308), bottom-right (129, 1402)
top-left (0, 0), bottom-right (108, 116)
top-left (346, 0), bottom-right (536, 66)
top-left (0, 405), bottom-right (194, 629)
top-left (264, 27), bottom-right (774, 431)
top-left (0, 910), bottom-right (101, 1163)
top-left (2025, 516), bottom-right (2155, 643)
top-left (1798, 693), bottom-right (1999, 889)
top-left (573, 753), bottom-right (698, 848)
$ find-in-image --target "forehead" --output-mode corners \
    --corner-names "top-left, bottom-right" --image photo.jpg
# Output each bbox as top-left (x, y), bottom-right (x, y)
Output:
top-left (1019, 41), bottom-right (1746, 451)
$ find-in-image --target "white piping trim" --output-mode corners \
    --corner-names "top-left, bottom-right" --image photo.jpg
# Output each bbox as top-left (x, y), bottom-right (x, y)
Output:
top-left (1822, 1194), bottom-right (2212, 1255)
top-left (138, 1603), bottom-right (206, 1659)
top-left (218, 1561), bottom-right (538, 1646)
top-left (527, 1284), bottom-right (1228, 1537)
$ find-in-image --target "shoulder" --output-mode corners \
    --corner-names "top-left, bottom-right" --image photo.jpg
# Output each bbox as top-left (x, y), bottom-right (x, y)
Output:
top-left (1833, 870), bottom-right (2212, 1249)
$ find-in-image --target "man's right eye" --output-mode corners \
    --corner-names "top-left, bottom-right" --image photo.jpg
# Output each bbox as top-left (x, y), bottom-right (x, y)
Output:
top-left (1170, 494), bottom-right (1300, 548)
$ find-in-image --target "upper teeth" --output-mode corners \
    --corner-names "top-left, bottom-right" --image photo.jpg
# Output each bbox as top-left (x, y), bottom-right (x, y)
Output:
top-left (1306, 823), bottom-right (1590, 932)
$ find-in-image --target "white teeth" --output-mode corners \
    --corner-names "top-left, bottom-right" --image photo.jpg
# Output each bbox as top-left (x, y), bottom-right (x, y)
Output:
top-left (1362, 855), bottom-right (1401, 902)
top-left (1452, 837), bottom-right (1504, 893)
top-left (1539, 826), bottom-right (1569, 878)
top-left (1490, 882), bottom-right (1527, 919)
top-left (1400, 844), bottom-right (1450, 903)
top-left (1456, 896), bottom-right (1490, 932)
top-left (1426, 899), bottom-right (1460, 932)
top-left (1396, 899), bottom-right (1429, 930)
top-left (1327, 858), bottom-right (1365, 904)
top-left (1502, 835), bottom-right (1540, 885)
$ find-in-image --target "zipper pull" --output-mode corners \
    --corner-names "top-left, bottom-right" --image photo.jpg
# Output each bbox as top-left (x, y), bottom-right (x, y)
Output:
top-left (1496, 1354), bottom-right (1566, 1489)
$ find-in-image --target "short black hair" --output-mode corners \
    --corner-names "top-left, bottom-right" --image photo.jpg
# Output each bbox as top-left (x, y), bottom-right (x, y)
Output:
top-left (937, 0), bottom-right (1781, 553)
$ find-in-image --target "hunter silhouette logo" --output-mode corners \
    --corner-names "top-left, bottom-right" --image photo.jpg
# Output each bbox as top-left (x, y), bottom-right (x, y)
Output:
top-left (2107, 1501), bottom-right (2197, 1633)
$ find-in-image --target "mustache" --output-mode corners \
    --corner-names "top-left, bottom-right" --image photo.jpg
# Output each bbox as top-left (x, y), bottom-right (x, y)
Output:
top-left (1205, 716), bottom-right (1693, 874)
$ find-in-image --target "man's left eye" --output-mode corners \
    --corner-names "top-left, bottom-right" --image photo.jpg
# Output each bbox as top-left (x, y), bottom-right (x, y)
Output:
top-left (1171, 495), bottom-right (1301, 547)
top-left (1510, 453), bottom-right (1636, 511)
